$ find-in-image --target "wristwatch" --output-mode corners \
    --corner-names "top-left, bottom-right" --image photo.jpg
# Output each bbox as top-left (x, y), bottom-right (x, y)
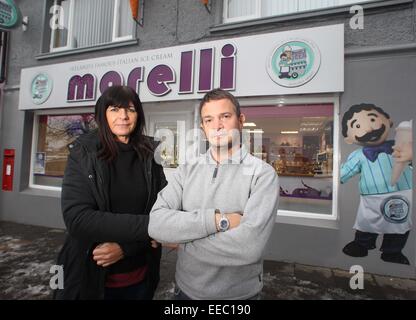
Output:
top-left (216, 209), bottom-right (230, 232)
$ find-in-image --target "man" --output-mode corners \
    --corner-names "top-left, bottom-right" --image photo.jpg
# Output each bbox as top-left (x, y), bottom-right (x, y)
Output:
top-left (341, 103), bottom-right (412, 265)
top-left (278, 53), bottom-right (291, 79)
top-left (148, 89), bottom-right (279, 300)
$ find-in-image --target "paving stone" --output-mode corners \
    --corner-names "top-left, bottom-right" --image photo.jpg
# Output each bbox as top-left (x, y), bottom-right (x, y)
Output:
top-left (373, 275), bottom-right (416, 299)
top-left (1, 221), bottom-right (415, 300)
top-left (332, 268), bottom-right (385, 300)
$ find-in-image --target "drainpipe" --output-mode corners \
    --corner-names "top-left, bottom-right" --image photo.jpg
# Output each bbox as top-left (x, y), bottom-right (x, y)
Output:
top-left (0, 31), bottom-right (8, 84)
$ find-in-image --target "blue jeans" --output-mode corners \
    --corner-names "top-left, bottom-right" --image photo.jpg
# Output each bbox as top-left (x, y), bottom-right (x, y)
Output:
top-left (104, 280), bottom-right (148, 300)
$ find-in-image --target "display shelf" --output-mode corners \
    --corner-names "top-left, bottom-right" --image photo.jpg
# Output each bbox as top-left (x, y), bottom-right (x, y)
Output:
top-left (279, 173), bottom-right (315, 177)
top-left (280, 195), bottom-right (332, 202)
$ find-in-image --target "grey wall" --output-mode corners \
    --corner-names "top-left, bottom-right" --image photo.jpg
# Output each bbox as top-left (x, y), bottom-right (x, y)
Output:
top-left (0, 87), bottom-right (63, 227)
top-left (0, 0), bottom-right (415, 277)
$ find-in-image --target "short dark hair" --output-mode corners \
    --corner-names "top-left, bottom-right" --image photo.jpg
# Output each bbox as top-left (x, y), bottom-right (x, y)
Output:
top-left (341, 103), bottom-right (391, 137)
top-left (94, 85), bottom-right (152, 161)
top-left (199, 88), bottom-right (241, 120)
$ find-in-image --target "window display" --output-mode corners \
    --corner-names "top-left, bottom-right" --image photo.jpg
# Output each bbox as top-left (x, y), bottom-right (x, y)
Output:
top-left (154, 122), bottom-right (180, 168)
top-left (242, 103), bottom-right (335, 215)
top-left (32, 113), bottom-right (97, 187)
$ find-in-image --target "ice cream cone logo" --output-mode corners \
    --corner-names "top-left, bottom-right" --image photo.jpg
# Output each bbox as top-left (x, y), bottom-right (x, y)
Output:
top-left (391, 120), bottom-right (413, 186)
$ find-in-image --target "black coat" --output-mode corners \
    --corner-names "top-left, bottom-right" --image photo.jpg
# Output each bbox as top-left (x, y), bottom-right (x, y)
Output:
top-left (54, 131), bottom-right (167, 300)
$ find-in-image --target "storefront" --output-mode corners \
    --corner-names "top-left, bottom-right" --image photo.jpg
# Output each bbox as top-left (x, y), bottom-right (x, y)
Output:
top-left (18, 23), bottom-right (343, 213)
top-left (10, 18), bottom-right (416, 278)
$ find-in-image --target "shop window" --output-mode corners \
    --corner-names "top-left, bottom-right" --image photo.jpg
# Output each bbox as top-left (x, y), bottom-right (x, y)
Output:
top-left (242, 103), bottom-right (336, 216)
top-left (31, 112), bottom-right (97, 189)
top-left (146, 110), bottom-right (194, 170)
top-left (47, 0), bottom-right (135, 53)
top-left (223, 0), bottom-right (378, 24)
top-left (153, 122), bottom-right (181, 168)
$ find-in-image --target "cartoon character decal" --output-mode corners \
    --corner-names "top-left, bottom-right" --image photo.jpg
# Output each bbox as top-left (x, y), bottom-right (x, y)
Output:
top-left (341, 103), bottom-right (413, 265)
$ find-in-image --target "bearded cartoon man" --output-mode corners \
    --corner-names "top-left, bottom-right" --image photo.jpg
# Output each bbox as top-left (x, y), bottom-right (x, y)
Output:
top-left (341, 103), bottom-right (413, 265)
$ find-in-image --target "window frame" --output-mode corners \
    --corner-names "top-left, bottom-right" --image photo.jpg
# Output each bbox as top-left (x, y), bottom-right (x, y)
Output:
top-left (222, 0), bottom-right (399, 25)
top-left (48, 0), bottom-right (135, 53)
top-left (222, 0), bottom-right (262, 24)
top-left (238, 94), bottom-right (340, 226)
top-left (112, 0), bottom-right (135, 43)
top-left (29, 107), bottom-right (95, 191)
top-left (49, 0), bottom-right (75, 53)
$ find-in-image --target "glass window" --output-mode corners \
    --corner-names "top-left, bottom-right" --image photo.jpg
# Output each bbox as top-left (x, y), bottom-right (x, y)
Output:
top-left (223, 0), bottom-right (378, 23)
top-left (154, 122), bottom-right (180, 168)
top-left (242, 103), bottom-right (335, 215)
top-left (224, 0), bottom-right (260, 22)
top-left (145, 106), bottom-right (195, 170)
top-left (115, 0), bottom-right (135, 39)
top-left (50, 0), bottom-right (71, 50)
top-left (32, 113), bottom-right (97, 188)
top-left (47, 0), bottom-right (135, 52)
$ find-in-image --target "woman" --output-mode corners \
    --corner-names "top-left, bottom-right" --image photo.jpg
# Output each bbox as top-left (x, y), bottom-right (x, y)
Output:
top-left (54, 86), bottom-right (167, 300)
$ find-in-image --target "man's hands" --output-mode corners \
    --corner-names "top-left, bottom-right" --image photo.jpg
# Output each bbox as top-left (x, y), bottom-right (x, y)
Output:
top-left (147, 211), bottom-right (243, 252)
top-left (215, 212), bottom-right (242, 231)
top-left (151, 240), bottom-right (160, 248)
top-left (93, 242), bottom-right (124, 267)
top-left (163, 243), bottom-right (179, 250)
top-left (153, 240), bottom-right (178, 250)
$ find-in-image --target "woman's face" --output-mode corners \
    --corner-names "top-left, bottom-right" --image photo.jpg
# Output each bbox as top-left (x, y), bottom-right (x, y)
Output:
top-left (106, 102), bottom-right (138, 143)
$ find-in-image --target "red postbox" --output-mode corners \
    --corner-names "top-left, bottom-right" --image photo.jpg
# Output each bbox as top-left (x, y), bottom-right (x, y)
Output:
top-left (2, 149), bottom-right (15, 191)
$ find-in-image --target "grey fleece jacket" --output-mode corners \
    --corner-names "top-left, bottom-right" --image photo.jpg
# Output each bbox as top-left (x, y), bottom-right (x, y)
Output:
top-left (148, 145), bottom-right (279, 300)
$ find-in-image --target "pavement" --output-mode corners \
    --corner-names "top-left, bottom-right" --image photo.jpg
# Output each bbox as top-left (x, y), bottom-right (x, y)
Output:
top-left (1, 221), bottom-right (415, 300)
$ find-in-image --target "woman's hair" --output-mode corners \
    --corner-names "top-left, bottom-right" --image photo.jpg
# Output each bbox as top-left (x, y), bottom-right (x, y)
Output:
top-left (94, 85), bottom-right (153, 161)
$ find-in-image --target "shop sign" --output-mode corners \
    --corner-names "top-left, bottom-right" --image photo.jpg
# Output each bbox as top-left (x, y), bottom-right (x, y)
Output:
top-left (31, 73), bottom-right (53, 105)
top-left (267, 39), bottom-right (321, 88)
top-left (19, 24), bottom-right (344, 110)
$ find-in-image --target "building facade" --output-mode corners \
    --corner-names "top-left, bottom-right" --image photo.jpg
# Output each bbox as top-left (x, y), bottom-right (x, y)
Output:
top-left (0, 0), bottom-right (415, 278)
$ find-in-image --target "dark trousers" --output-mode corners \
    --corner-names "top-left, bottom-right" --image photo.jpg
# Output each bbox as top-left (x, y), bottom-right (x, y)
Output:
top-left (355, 230), bottom-right (410, 254)
top-left (104, 280), bottom-right (149, 300)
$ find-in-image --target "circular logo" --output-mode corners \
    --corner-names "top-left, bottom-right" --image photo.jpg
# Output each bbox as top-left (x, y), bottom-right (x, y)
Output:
top-left (267, 39), bottom-right (321, 88)
top-left (0, 0), bottom-right (20, 29)
top-left (31, 73), bottom-right (53, 105)
top-left (380, 195), bottom-right (410, 224)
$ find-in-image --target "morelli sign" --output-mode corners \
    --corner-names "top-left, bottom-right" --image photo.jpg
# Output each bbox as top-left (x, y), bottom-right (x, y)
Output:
top-left (19, 24), bottom-right (344, 110)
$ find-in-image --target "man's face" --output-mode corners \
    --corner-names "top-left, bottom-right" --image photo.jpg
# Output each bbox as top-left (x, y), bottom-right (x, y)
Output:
top-left (200, 98), bottom-right (245, 149)
top-left (345, 109), bottom-right (392, 146)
